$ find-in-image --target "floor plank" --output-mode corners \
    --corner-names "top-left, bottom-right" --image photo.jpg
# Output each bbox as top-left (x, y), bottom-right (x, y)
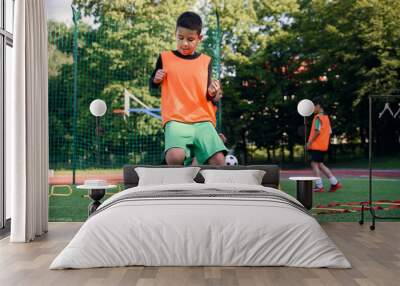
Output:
top-left (0, 222), bottom-right (399, 286)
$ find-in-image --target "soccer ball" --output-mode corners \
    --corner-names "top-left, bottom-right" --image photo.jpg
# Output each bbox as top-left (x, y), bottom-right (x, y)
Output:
top-left (225, 155), bottom-right (238, 166)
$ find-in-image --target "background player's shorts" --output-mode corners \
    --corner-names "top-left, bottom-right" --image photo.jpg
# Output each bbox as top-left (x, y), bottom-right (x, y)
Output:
top-left (164, 121), bottom-right (228, 165)
top-left (309, 149), bottom-right (327, 163)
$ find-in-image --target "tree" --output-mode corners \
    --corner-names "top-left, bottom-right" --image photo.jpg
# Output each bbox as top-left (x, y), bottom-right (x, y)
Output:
top-left (291, 0), bottom-right (400, 155)
top-left (201, 0), bottom-right (301, 162)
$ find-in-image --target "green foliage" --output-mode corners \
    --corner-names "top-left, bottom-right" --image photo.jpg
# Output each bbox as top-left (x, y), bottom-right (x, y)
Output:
top-left (203, 0), bottom-right (302, 155)
top-left (289, 0), bottom-right (400, 152)
top-left (217, 0), bottom-right (400, 158)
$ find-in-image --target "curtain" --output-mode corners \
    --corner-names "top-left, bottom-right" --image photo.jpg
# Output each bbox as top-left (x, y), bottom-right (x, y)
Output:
top-left (8, 0), bottom-right (49, 242)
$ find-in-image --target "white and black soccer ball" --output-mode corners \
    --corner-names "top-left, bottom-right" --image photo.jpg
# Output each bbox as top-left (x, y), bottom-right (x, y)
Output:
top-left (225, 155), bottom-right (238, 166)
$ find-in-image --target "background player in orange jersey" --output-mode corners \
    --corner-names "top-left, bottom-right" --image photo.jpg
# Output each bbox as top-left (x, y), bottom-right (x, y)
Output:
top-left (307, 97), bottom-right (343, 192)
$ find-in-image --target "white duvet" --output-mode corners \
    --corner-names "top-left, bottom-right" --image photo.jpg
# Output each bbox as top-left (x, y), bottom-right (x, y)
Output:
top-left (50, 183), bottom-right (351, 269)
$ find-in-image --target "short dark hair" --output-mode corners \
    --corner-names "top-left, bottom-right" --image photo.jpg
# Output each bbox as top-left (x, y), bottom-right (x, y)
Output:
top-left (176, 11), bottom-right (202, 35)
top-left (312, 97), bottom-right (324, 108)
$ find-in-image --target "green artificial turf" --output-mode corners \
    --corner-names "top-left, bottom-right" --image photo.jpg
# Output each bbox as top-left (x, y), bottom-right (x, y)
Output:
top-left (281, 178), bottom-right (400, 222)
top-left (49, 178), bottom-right (400, 222)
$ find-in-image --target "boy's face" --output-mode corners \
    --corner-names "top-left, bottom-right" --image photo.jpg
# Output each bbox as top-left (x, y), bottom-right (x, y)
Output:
top-left (314, 104), bottom-right (321, 114)
top-left (175, 26), bottom-right (203, 56)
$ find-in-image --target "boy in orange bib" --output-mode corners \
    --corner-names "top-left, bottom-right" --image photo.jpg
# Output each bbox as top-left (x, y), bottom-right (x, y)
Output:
top-left (150, 11), bottom-right (228, 165)
top-left (307, 97), bottom-right (342, 192)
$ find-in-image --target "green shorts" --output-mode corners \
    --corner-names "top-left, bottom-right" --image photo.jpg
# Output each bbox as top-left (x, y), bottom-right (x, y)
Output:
top-left (164, 121), bottom-right (228, 165)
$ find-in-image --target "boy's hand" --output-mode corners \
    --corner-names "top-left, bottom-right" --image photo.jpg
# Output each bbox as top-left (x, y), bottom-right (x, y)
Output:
top-left (218, 133), bottom-right (227, 143)
top-left (208, 80), bottom-right (223, 102)
top-left (153, 69), bottom-right (166, 84)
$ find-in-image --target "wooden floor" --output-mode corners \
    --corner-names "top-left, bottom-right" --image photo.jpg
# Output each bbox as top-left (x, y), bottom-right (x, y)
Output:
top-left (0, 222), bottom-right (399, 286)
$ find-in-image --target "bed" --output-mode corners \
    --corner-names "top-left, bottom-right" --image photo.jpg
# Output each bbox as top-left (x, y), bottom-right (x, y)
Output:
top-left (50, 165), bottom-right (351, 269)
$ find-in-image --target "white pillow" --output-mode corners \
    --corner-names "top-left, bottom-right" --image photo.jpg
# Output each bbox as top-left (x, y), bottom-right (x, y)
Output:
top-left (135, 167), bottom-right (200, 186)
top-left (200, 169), bottom-right (266, 185)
